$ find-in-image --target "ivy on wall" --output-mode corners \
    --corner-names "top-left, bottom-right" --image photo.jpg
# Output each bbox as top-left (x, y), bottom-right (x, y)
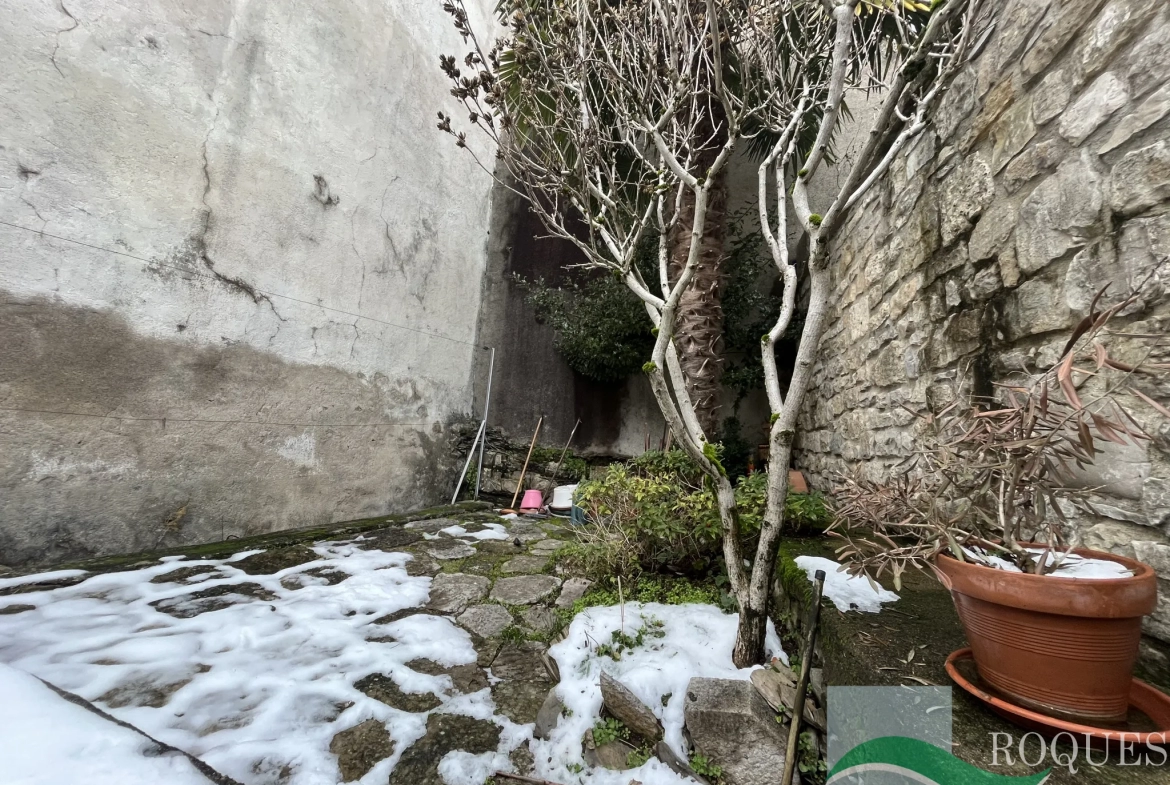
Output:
top-left (514, 268), bottom-right (654, 382)
top-left (514, 209), bottom-right (804, 480)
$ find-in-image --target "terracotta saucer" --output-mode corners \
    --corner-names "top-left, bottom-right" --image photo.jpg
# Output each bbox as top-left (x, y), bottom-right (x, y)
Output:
top-left (946, 648), bottom-right (1170, 749)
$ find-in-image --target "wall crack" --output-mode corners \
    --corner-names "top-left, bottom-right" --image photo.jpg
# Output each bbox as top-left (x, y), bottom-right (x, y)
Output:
top-left (50, 0), bottom-right (79, 79)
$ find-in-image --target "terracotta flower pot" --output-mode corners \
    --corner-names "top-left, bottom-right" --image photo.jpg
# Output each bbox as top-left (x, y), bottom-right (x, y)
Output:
top-left (936, 548), bottom-right (1157, 723)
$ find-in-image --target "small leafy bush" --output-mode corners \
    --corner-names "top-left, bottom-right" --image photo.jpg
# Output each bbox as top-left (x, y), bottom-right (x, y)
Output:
top-left (595, 618), bottom-right (665, 660)
top-left (563, 450), bottom-right (829, 580)
top-left (592, 717), bottom-right (630, 745)
top-left (690, 752), bottom-right (724, 781)
top-left (627, 745), bottom-right (652, 767)
top-left (735, 472), bottom-right (831, 534)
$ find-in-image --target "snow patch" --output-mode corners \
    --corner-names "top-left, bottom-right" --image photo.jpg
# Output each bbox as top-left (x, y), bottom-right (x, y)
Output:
top-left (962, 547), bottom-right (1134, 579)
top-left (440, 523), bottom-right (510, 541)
top-left (794, 555), bottom-right (900, 613)
top-left (438, 749), bottom-right (512, 785)
top-left (0, 663), bottom-right (212, 785)
top-left (534, 602), bottom-right (785, 785)
top-left (0, 569), bottom-right (88, 592)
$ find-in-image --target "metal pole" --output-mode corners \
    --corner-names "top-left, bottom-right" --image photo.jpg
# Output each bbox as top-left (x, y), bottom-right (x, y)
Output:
top-left (781, 569), bottom-right (826, 785)
top-left (451, 419), bottom-right (486, 505)
top-left (474, 347), bottom-right (495, 500)
top-left (550, 418), bottom-right (581, 485)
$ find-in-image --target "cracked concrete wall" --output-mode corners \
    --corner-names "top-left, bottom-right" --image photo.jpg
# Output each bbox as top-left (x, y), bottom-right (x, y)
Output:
top-left (0, 0), bottom-right (499, 566)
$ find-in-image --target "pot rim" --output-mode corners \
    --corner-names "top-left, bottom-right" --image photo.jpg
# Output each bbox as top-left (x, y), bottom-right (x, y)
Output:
top-left (937, 545), bottom-right (1155, 584)
top-left (936, 545), bottom-right (1158, 618)
top-left (935, 547), bottom-right (1155, 582)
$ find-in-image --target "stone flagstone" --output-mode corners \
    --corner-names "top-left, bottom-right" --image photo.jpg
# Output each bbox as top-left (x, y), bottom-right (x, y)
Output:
top-left (425, 541), bottom-right (476, 561)
top-left (490, 575), bottom-right (561, 605)
top-left (554, 577), bottom-right (593, 608)
top-left (388, 713), bottom-right (500, 785)
top-left (425, 573), bottom-right (489, 614)
top-left (404, 518), bottom-right (461, 533)
top-left (502, 555), bottom-right (550, 574)
top-left (330, 719), bottom-right (395, 782)
top-left (355, 673), bottom-right (441, 713)
top-left (456, 604), bottom-right (514, 638)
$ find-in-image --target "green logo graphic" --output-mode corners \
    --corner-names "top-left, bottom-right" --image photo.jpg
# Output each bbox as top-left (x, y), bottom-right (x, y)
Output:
top-left (828, 736), bottom-right (1051, 785)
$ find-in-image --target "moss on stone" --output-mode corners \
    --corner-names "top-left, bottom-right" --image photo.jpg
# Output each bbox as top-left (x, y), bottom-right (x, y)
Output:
top-left (51, 502), bottom-right (490, 576)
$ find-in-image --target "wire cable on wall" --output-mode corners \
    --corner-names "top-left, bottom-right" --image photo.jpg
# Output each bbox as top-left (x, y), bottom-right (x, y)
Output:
top-left (0, 219), bottom-right (488, 350)
top-left (0, 404), bottom-right (444, 430)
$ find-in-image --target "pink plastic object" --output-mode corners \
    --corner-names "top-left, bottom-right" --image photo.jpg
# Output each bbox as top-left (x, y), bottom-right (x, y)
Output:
top-left (520, 489), bottom-right (543, 511)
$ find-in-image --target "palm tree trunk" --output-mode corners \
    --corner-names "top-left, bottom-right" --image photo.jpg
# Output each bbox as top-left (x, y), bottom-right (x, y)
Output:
top-left (668, 166), bottom-right (728, 438)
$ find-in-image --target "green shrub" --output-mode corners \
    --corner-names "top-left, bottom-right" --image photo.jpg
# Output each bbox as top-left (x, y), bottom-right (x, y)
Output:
top-left (564, 450), bottom-right (829, 581)
top-left (514, 272), bottom-right (653, 383)
top-left (736, 472), bottom-right (831, 533)
top-left (592, 717), bottom-right (630, 745)
top-left (528, 446), bottom-right (589, 482)
top-left (563, 458), bottom-right (721, 578)
top-left (690, 752), bottom-right (724, 781)
top-left (556, 576), bottom-right (729, 628)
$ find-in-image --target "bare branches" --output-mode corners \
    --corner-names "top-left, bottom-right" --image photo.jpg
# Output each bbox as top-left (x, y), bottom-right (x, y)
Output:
top-left (438, 0), bottom-right (984, 665)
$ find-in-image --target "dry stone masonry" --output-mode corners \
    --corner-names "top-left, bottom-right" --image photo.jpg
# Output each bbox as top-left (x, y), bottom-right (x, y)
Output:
top-left (795, 0), bottom-right (1170, 642)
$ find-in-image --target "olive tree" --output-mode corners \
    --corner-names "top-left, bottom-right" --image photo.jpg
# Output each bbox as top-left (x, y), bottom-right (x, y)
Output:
top-left (437, 0), bottom-right (983, 665)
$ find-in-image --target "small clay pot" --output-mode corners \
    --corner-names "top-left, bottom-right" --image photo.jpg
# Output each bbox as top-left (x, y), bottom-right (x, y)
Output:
top-left (936, 548), bottom-right (1157, 723)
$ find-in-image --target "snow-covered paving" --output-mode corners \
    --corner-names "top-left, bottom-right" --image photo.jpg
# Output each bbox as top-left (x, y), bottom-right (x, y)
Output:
top-left (794, 555), bottom-right (900, 613)
top-left (535, 602), bottom-right (785, 785)
top-left (0, 663), bottom-right (213, 785)
top-left (0, 541), bottom-right (527, 785)
top-left (0, 518), bottom-right (801, 785)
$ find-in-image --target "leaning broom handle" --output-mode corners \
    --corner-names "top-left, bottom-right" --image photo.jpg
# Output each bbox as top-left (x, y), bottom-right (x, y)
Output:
top-left (781, 569), bottom-right (826, 785)
top-left (550, 418), bottom-right (581, 484)
top-left (510, 415), bottom-right (543, 508)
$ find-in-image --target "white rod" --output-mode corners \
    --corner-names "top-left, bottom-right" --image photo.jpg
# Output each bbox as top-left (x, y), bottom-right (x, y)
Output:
top-left (452, 419), bottom-right (486, 505)
top-left (474, 347), bottom-right (495, 499)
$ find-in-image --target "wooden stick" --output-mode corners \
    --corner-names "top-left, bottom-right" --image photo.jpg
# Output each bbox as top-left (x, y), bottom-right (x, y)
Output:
top-left (511, 415), bottom-right (544, 509)
top-left (492, 772), bottom-right (566, 785)
top-left (781, 569), bottom-right (826, 785)
top-left (550, 418), bottom-right (581, 484)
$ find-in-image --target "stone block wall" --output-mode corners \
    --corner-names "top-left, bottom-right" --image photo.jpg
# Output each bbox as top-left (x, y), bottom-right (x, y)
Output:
top-left (794, 0), bottom-right (1170, 641)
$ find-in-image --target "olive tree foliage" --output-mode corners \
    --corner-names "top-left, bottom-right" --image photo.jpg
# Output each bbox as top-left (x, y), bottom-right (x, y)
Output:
top-left (437, 0), bottom-right (983, 665)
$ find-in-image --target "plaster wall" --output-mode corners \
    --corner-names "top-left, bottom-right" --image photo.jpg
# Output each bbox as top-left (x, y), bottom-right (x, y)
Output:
top-left (0, 0), bottom-right (498, 566)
